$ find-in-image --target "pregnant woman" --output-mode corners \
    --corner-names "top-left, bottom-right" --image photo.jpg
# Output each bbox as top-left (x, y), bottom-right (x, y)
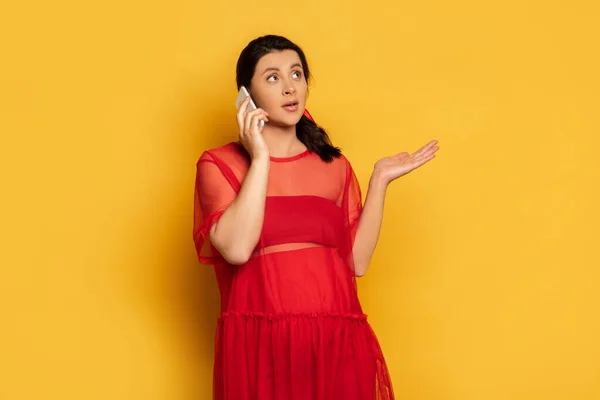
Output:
top-left (193, 34), bottom-right (438, 400)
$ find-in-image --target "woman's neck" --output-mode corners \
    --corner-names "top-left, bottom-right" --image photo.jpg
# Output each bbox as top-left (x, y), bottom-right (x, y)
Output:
top-left (261, 124), bottom-right (306, 158)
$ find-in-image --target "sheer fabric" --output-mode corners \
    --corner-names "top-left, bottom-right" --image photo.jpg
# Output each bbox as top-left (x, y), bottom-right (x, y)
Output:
top-left (193, 141), bottom-right (394, 400)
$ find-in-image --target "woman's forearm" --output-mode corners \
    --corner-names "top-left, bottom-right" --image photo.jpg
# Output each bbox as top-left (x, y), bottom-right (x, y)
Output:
top-left (352, 171), bottom-right (388, 276)
top-left (209, 156), bottom-right (270, 265)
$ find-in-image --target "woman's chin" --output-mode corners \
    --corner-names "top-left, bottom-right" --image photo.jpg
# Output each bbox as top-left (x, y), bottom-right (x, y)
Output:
top-left (269, 115), bottom-right (303, 128)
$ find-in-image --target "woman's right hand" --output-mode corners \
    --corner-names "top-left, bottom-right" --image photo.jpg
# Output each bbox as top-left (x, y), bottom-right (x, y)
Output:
top-left (237, 96), bottom-right (269, 161)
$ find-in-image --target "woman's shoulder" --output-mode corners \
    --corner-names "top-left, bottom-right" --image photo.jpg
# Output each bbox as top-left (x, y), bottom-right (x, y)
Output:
top-left (198, 142), bottom-right (249, 164)
top-left (328, 152), bottom-right (354, 171)
top-left (196, 142), bottom-right (251, 187)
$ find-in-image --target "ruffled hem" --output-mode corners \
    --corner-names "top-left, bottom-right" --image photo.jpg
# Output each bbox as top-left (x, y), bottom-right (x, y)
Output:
top-left (213, 311), bottom-right (394, 400)
top-left (218, 310), bottom-right (368, 322)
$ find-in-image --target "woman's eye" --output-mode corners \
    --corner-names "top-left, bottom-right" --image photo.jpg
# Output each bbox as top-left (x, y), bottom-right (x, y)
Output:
top-left (267, 75), bottom-right (278, 82)
top-left (293, 71), bottom-right (302, 79)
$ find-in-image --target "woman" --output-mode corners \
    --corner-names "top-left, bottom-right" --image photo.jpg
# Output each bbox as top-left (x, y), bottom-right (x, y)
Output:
top-left (193, 35), bottom-right (438, 400)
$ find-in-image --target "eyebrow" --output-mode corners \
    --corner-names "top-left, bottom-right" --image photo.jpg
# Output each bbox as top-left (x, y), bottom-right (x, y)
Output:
top-left (261, 63), bottom-right (303, 75)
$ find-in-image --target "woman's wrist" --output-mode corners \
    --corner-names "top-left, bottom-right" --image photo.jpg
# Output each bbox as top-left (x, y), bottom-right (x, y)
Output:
top-left (369, 169), bottom-right (389, 192)
top-left (250, 153), bottom-right (270, 169)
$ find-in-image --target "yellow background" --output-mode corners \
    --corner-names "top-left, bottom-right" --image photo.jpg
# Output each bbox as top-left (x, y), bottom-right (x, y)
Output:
top-left (2, 0), bottom-right (599, 399)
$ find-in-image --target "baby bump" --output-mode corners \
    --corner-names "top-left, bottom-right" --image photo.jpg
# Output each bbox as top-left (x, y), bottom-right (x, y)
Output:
top-left (226, 246), bottom-right (361, 314)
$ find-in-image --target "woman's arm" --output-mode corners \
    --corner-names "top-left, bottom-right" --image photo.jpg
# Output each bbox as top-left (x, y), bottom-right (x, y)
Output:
top-left (209, 156), bottom-right (269, 265)
top-left (352, 140), bottom-right (439, 276)
top-left (209, 96), bottom-right (271, 265)
top-left (352, 172), bottom-right (387, 276)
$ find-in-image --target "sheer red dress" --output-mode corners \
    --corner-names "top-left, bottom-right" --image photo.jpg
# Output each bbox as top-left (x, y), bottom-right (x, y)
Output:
top-left (193, 141), bottom-right (395, 400)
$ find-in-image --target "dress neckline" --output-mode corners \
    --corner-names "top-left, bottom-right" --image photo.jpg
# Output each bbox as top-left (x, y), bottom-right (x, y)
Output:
top-left (269, 149), bottom-right (310, 162)
top-left (232, 142), bottom-right (310, 163)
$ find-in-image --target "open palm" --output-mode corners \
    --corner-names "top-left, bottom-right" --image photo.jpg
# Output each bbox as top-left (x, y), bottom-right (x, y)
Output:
top-left (375, 140), bottom-right (439, 185)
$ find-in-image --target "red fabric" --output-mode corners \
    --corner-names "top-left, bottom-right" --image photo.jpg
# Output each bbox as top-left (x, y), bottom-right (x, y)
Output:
top-left (303, 108), bottom-right (315, 121)
top-left (193, 142), bottom-right (395, 400)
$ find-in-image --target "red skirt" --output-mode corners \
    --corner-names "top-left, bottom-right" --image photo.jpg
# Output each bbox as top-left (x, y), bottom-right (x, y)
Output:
top-left (213, 311), bottom-right (394, 400)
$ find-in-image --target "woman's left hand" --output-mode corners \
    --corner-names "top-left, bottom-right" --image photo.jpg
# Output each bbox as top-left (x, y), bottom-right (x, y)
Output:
top-left (373, 140), bottom-right (439, 186)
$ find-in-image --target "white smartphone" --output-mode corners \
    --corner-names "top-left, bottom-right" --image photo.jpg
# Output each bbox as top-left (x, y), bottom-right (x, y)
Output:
top-left (235, 86), bottom-right (264, 132)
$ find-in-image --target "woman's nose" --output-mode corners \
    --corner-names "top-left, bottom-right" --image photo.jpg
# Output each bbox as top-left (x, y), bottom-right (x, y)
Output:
top-left (283, 86), bottom-right (297, 96)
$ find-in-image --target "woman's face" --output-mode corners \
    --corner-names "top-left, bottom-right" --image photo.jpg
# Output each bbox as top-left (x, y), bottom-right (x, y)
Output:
top-left (249, 49), bottom-right (308, 128)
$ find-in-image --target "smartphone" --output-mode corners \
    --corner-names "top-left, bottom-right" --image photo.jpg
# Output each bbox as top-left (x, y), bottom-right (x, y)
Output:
top-left (235, 86), bottom-right (264, 132)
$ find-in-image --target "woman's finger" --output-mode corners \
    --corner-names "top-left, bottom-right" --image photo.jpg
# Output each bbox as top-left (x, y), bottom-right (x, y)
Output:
top-left (244, 108), bottom-right (256, 134)
top-left (412, 142), bottom-right (435, 157)
top-left (413, 140), bottom-right (438, 157)
top-left (250, 112), bottom-right (268, 134)
top-left (237, 97), bottom-right (251, 133)
top-left (237, 96), bottom-right (251, 121)
top-left (421, 145), bottom-right (439, 158)
top-left (413, 153), bottom-right (436, 168)
top-left (239, 96), bottom-right (250, 115)
top-left (248, 110), bottom-right (268, 132)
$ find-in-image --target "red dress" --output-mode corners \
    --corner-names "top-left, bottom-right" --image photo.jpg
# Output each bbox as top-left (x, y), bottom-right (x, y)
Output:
top-left (193, 142), bottom-right (395, 400)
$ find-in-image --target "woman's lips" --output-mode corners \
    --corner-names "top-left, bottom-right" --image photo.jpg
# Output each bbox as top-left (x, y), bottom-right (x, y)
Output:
top-left (282, 103), bottom-right (298, 112)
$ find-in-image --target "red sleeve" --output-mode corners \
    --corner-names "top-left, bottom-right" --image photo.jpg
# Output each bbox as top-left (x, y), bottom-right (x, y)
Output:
top-left (344, 158), bottom-right (363, 245)
top-left (193, 151), bottom-right (237, 265)
top-left (339, 157), bottom-right (363, 275)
